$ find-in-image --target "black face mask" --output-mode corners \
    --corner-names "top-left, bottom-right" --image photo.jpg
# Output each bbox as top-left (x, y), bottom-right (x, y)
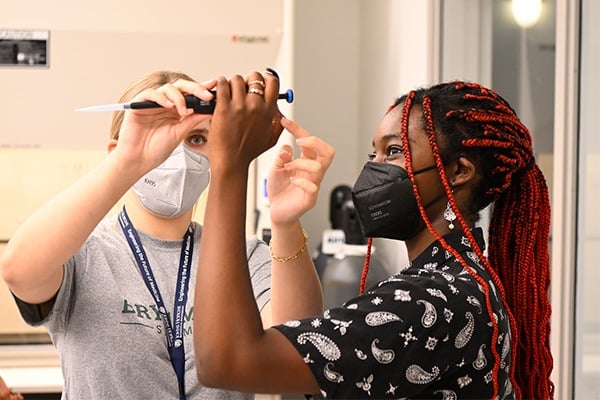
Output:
top-left (351, 161), bottom-right (437, 241)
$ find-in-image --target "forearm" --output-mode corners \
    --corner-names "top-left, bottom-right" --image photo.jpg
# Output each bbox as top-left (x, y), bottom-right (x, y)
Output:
top-left (192, 73), bottom-right (326, 394)
top-left (0, 151), bottom-right (138, 303)
top-left (269, 221), bottom-right (323, 324)
top-left (195, 167), bottom-right (266, 377)
top-left (195, 168), bottom-right (320, 393)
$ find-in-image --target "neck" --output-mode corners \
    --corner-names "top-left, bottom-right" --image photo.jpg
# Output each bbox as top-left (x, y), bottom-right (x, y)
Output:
top-left (123, 192), bottom-right (194, 240)
top-left (405, 228), bottom-right (441, 262)
top-left (405, 218), bottom-right (475, 261)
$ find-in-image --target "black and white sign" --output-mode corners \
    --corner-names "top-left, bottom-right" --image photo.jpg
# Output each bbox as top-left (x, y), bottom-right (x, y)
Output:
top-left (0, 29), bottom-right (49, 67)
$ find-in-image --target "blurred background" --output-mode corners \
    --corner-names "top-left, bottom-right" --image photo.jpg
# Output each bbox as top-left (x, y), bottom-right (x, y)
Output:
top-left (0, 0), bottom-right (596, 398)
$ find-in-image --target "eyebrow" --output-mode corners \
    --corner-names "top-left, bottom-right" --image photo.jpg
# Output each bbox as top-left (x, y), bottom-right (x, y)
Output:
top-left (191, 127), bottom-right (210, 136)
top-left (372, 132), bottom-right (415, 147)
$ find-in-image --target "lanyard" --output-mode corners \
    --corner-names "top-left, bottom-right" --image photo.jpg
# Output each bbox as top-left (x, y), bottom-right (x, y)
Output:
top-left (119, 206), bottom-right (194, 400)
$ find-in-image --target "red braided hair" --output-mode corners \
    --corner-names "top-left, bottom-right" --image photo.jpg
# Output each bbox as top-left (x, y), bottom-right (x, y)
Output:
top-left (423, 94), bottom-right (506, 398)
top-left (446, 82), bottom-right (553, 400)
top-left (359, 238), bottom-right (373, 295)
top-left (358, 101), bottom-right (407, 295)
top-left (360, 81), bottom-right (553, 399)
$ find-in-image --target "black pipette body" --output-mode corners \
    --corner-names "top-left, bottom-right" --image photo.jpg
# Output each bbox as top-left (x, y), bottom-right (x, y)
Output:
top-left (128, 89), bottom-right (294, 114)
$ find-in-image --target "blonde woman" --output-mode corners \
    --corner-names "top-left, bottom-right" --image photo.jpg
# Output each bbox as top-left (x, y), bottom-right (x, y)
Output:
top-left (1, 70), bottom-right (324, 399)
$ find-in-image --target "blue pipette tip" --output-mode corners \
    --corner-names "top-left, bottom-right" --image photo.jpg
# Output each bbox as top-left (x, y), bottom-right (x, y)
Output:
top-left (285, 89), bottom-right (294, 103)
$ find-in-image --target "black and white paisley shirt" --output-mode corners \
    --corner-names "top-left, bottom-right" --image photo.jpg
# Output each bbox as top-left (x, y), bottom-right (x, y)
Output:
top-left (275, 228), bottom-right (515, 399)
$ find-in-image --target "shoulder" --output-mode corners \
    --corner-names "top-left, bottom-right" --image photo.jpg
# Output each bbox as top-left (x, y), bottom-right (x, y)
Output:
top-left (245, 235), bottom-right (269, 258)
top-left (84, 215), bottom-right (124, 245)
top-left (73, 215), bottom-right (131, 267)
top-left (245, 235), bottom-right (261, 251)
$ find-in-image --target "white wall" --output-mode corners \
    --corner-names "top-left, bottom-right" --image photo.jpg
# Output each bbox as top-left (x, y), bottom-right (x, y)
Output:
top-left (0, 0), bottom-right (285, 149)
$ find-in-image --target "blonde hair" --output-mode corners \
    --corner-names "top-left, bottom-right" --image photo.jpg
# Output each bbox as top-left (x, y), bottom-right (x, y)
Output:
top-left (109, 70), bottom-right (196, 140)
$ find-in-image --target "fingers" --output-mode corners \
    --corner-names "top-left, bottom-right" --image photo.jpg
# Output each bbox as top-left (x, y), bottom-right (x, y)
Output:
top-left (282, 148), bottom-right (330, 194)
top-left (214, 76), bottom-right (231, 109)
top-left (289, 175), bottom-right (319, 195)
top-left (275, 116), bottom-right (335, 187)
top-left (158, 83), bottom-right (194, 116)
top-left (280, 116), bottom-right (310, 139)
top-left (305, 136), bottom-right (335, 170)
top-left (213, 69), bottom-right (280, 111)
top-left (165, 78), bottom-right (218, 117)
top-left (222, 72), bottom-right (269, 106)
top-left (125, 71), bottom-right (278, 121)
top-left (131, 88), bottom-right (176, 112)
top-left (246, 72), bottom-right (267, 98)
top-left (264, 69), bottom-right (280, 105)
top-left (173, 78), bottom-right (217, 101)
top-left (285, 158), bottom-right (324, 177)
top-left (131, 78), bottom-right (217, 118)
top-left (242, 70), bottom-right (280, 112)
top-left (230, 74), bottom-right (248, 103)
top-left (282, 118), bottom-right (335, 170)
top-left (273, 145), bottom-right (294, 169)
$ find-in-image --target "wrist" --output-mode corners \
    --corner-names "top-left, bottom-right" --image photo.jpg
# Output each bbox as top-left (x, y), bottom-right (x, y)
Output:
top-left (105, 149), bottom-right (148, 184)
top-left (269, 229), bottom-right (308, 263)
top-left (270, 220), bottom-right (303, 236)
top-left (269, 221), bottom-right (308, 263)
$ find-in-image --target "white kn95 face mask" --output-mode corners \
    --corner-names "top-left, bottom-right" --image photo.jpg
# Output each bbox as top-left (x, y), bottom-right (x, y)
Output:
top-left (132, 144), bottom-right (210, 218)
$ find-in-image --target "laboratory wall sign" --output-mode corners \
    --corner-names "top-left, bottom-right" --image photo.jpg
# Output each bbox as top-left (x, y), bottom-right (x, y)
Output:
top-left (0, 29), bottom-right (49, 68)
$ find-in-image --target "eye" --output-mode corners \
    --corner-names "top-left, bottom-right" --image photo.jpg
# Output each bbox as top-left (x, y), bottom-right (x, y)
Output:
top-left (367, 152), bottom-right (376, 161)
top-left (385, 145), bottom-right (404, 160)
top-left (187, 134), bottom-right (207, 146)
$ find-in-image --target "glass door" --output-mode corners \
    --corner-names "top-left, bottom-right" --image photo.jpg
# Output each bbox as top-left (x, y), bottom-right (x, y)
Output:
top-left (575, 0), bottom-right (600, 397)
top-left (440, 0), bottom-right (569, 394)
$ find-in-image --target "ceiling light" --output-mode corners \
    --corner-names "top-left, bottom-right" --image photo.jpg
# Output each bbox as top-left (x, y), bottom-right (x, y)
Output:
top-left (512, 0), bottom-right (542, 28)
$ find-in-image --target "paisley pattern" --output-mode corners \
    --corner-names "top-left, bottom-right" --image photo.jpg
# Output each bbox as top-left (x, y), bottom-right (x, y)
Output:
top-left (354, 348), bottom-right (367, 360)
top-left (416, 299), bottom-right (437, 328)
top-left (426, 288), bottom-right (448, 302)
top-left (466, 251), bottom-right (482, 268)
top-left (473, 344), bottom-right (488, 370)
top-left (436, 270), bottom-right (456, 283)
top-left (406, 364), bottom-right (440, 384)
top-left (276, 228), bottom-right (514, 399)
top-left (371, 339), bottom-right (395, 364)
top-left (297, 332), bottom-right (341, 361)
top-left (365, 311), bottom-right (402, 326)
top-left (455, 312), bottom-right (475, 349)
top-left (500, 330), bottom-right (511, 369)
top-left (433, 389), bottom-right (458, 400)
top-left (324, 363), bottom-right (344, 383)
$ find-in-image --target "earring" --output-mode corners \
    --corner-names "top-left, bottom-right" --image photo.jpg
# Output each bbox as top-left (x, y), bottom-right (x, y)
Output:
top-left (443, 202), bottom-right (457, 230)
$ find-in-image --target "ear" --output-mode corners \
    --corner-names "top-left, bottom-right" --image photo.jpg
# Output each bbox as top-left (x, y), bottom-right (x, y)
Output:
top-left (445, 156), bottom-right (476, 188)
top-left (107, 139), bottom-right (118, 153)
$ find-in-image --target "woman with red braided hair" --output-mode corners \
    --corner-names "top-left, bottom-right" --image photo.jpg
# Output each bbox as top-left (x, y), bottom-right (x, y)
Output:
top-left (193, 76), bottom-right (553, 399)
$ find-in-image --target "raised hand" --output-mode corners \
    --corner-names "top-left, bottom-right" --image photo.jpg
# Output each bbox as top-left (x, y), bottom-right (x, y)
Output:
top-left (268, 117), bottom-right (335, 226)
top-left (114, 78), bottom-right (216, 174)
top-left (208, 71), bottom-right (283, 171)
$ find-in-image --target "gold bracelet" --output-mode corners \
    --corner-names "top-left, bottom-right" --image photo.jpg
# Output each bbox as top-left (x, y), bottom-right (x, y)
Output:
top-left (269, 229), bottom-right (308, 263)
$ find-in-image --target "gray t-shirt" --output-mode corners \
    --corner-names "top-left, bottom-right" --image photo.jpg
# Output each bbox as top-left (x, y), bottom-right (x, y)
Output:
top-left (15, 215), bottom-right (271, 400)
